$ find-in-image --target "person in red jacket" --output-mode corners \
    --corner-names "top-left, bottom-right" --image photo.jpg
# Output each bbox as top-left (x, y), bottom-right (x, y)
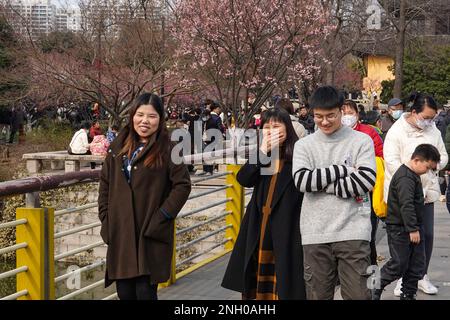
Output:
top-left (341, 100), bottom-right (384, 158)
top-left (342, 99), bottom-right (384, 266)
top-left (89, 120), bottom-right (103, 142)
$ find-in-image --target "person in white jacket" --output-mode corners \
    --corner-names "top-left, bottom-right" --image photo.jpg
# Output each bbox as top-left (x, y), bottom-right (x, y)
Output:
top-left (69, 121), bottom-right (91, 155)
top-left (384, 93), bottom-right (448, 297)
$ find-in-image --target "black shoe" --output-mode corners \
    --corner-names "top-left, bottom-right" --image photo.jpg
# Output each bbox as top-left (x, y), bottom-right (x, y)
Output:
top-left (400, 293), bottom-right (416, 300)
top-left (372, 288), bottom-right (383, 300)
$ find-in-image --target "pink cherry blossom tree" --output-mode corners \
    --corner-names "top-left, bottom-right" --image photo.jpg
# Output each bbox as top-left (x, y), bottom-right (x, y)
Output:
top-left (4, 0), bottom-right (194, 126)
top-left (172, 0), bottom-right (332, 127)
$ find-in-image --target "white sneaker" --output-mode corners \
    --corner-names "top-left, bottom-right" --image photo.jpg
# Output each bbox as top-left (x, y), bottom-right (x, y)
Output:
top-left (394, 278), bottom-right (402, 297)
top-left (418, 274), bottom-right (438, 295)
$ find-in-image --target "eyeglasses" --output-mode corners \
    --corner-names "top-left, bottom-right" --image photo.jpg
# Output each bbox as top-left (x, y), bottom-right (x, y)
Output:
top-left (313, 112), bottom-right (340, 122)
top-left (417, 113), bottom-right (437, 121)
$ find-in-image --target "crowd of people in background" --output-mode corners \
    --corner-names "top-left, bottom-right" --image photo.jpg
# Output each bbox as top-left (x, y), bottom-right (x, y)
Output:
top-left (2, 87), bottom-right (450, 301)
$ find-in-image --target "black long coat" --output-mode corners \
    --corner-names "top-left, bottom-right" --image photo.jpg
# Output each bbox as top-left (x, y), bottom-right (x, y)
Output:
top-left (221, 161), bottom-right (306, 299)
top-left (98, 128), bottom-right (191, 286)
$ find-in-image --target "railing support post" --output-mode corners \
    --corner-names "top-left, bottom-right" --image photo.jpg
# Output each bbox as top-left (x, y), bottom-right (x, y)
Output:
top-left (158, 223), bottom-right (177, 289)
top-left (169, 225), bottom-right (177, 284)
top-left (16, 207), bottom-right (55, 300)
top-left (225, 165), bottom-right (244, 250)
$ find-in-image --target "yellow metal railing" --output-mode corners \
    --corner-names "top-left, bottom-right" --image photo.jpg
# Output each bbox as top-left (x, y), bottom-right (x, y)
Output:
top-left (15, 208), bottom-right (55, 300)
top-left (0, 165), bottom-right (246, 300)
top-left (160, 164), bottom-right (244, 288)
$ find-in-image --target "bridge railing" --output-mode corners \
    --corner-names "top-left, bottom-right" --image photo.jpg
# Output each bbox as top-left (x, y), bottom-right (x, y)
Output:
top-left (0, 161), bottom-right (249, 300)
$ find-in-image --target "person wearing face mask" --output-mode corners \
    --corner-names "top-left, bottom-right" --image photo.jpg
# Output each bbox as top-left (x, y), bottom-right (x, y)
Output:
top-left (381, 98), bottom-right (405, 139)
top-left (384, 93), bottom-right (448, 297)
top-left (342, 100), bottom-right (383, 158)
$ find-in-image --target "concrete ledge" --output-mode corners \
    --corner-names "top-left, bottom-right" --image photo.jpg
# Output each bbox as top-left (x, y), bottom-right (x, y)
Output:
top-left (23, 151), bottom-right (105, 162)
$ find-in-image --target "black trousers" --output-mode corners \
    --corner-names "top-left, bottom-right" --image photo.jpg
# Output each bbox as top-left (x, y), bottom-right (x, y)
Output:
top-left (115, 275), bottom-right (158, 300)
top-left (379, 225), bottom-right (425, 295)
top-left (8, 127), bottom-right (17, 143)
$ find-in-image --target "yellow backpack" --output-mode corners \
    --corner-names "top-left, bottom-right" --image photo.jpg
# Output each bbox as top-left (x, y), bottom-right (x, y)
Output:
top-left (372, 156), bottom-right (387, 219)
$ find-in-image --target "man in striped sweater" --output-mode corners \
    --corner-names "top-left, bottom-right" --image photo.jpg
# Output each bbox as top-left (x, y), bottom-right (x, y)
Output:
top-left (292, 86), bottom-right (377, 300)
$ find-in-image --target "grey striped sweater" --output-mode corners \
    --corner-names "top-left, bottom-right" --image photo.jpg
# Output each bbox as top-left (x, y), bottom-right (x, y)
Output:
top-left (292, 125), bottom-right (376, 245)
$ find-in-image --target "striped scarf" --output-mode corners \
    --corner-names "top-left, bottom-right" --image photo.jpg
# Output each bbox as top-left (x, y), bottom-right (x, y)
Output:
top-left (244, 161), bottom-right (283, 300)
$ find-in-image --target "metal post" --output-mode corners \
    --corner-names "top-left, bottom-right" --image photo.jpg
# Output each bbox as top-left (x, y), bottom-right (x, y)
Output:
top-left (169, 225), bottom-right (177, 284)
top-left (25, 192), bottom-right (40, 208)
top-left (16, 207), bottom-right (55, 300)
top-left (158, 223), bottom-right (177, 289)
top-left (225, 165), bottom-right (244, 250)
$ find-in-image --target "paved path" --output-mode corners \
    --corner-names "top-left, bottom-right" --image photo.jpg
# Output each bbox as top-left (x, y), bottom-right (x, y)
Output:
top-left (160, 202), bottom-right (450, 300)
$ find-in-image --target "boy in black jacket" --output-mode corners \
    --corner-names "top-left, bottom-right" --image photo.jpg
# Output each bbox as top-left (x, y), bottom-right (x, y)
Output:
top-left (373, 144), bottom-right (441, 300)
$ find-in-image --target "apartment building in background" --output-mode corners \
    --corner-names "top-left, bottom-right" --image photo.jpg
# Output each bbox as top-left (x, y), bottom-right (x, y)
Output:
top-left (7, 0), bottom-right (81, 37)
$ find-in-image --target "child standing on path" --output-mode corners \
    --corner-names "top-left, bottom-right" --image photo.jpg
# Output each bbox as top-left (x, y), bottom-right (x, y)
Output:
top-left (373, 144), bottom-right (441, 300)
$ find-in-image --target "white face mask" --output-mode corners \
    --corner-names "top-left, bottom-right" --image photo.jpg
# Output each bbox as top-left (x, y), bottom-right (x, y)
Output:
top-left (392, 110), bottom-right (403, 120)
top-left (416, 115), bottom-right (433, 130)
top-left (341, 115), bottom-right (358, 128)
top-left (415, 117), bottom-right (433, 130)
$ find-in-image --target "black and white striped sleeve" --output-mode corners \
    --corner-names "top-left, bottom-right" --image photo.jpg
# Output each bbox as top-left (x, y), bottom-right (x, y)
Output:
top-left (333, 166), bottom-right (377, 198)
top-left (293, 165), bottom-right (349, 193)
top-left (292, 140), bottom-right (350, 193)
top-left (333, 139), bottom-right (377, 198)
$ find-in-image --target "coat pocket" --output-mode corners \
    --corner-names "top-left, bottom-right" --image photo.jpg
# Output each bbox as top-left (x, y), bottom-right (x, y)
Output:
top-left (100, 215), bottom-right (109, 245)
top-left (144, 209), bottom-right (172, 244)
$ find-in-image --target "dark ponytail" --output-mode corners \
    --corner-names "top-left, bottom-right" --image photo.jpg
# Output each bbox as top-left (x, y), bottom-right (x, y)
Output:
top-left (409, 92), bottom-right (437, 113)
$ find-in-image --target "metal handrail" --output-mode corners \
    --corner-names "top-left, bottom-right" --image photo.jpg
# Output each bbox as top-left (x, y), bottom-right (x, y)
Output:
top-left (176, 238), bottom-right (231, 267)
top-left (176, 211), bottom-right (230, 236)
top-left (55, 241), bottom-right (105, 261)
top-left (57, 279), bottom-right (105, 300)
top-left (176, 225), bottom-right (231, 251)
top-left (54, 203), bottom-right (98, 217)
top-left (1, 159), bottom-right (248, 298)
top-left (188, 185), bottom-right (230, 200)
top-left (54, 221), bottom-right (101, 239)
top-left (55, 260), bottom-right (105, 283)
top-left (0, 290), bottom-right (28, 300)
top-left (103, 293), bottom-right (118, 300)
top-left (0, 219), bottom-right (27, 230)
top-left (0, 170), bottom-right (100, 198)
top-left (0, 242), bottom-right (28, 256)
top-left (177, 198), bottom-right (231, 219)
top-left (0, 266), bottom-right (28, 281)
top-left (191, 171), bottom-right (230, 184)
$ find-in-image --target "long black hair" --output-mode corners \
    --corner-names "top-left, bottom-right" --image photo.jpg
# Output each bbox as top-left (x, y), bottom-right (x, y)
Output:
top-left (260, 108), bottom-right (298, 162)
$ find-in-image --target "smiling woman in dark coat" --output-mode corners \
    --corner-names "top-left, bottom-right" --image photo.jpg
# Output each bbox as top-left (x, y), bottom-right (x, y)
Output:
top-left (98, 93), bottom-right (191, 300)
top-left (221, 108), bottom-right (306, 300)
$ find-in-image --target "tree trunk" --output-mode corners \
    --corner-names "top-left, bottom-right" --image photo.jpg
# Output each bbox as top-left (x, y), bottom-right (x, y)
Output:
top-left (325, 62), bottom-right (335, 86)
top-left (393, 0), bottom-right (406, 98)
